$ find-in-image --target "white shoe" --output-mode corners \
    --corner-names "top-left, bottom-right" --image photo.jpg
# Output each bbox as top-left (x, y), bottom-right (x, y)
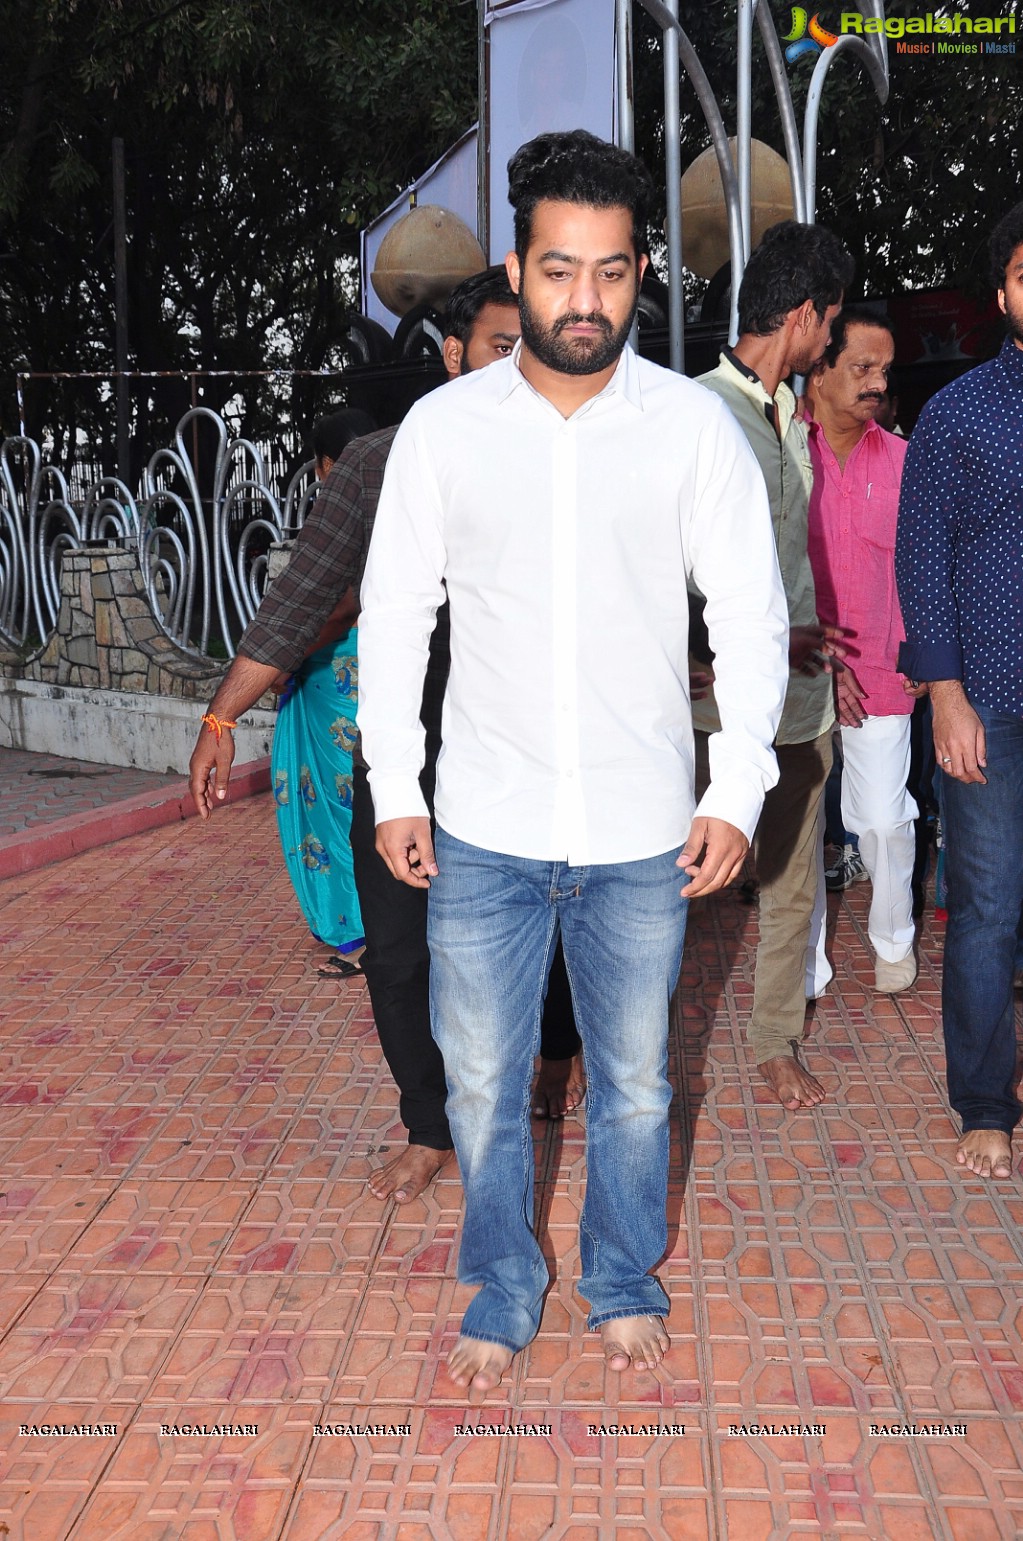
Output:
top-left (874, 953), bottom-right (917, 994)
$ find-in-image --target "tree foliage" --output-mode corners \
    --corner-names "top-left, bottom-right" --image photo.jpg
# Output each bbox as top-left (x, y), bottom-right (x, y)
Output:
top-left (632, 0), bottom-right (1023, 304)
top-left (0, 0), bottom-right (476, 462)
top-left (2, 0), bottom-right (1021, 467)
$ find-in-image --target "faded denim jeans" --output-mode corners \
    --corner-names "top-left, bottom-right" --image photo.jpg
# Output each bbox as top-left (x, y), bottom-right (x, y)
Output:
top-left (427, 828), bottom-right (689, 1352)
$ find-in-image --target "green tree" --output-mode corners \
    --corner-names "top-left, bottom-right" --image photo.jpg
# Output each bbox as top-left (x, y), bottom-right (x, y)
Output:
top-left (0, 0), bottom-right (476, 467)
top-left (632, 0), bottom-right (1023, 304)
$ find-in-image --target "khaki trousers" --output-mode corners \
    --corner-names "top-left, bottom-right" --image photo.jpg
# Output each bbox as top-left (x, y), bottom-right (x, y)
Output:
top-left (749, 730), bottom-right (833, 1064)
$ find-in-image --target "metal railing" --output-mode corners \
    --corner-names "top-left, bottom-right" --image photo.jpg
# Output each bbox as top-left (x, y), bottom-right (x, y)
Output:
top-left (0, 409), bottom-right (316, 662)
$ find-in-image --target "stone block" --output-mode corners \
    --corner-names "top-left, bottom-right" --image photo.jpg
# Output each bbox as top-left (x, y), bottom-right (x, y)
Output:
top-left (94, 606), bottom-right (113, 648)
top-left (91, 573), bottom-right (114, 600)
top-left (65, 636), bottom-right (97, 666)
top-left (108, 612), bottom-right (132, 648)
top-left (116, 596), bottom-right (151, 619)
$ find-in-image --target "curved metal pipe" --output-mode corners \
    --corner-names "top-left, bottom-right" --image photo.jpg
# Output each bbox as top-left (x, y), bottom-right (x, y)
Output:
top-left (755, 0), bottom-right (807, 223)
top-left (662, 0), bottom-right (685, 371)
top-left (616, 0), bottom-right (635, 153)
top-left (736, 0), bottom-right (754, 262)
top-left (636, 0), bottom-right (746, 344)
top-left (803, 31), bottom-right (889, 222)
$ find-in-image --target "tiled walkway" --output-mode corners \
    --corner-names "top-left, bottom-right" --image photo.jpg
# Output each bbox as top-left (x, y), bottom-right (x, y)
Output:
top-left (1, 796), bottom-right (1021, 1540)
top-left (0, 749), bottom-right (182, 838)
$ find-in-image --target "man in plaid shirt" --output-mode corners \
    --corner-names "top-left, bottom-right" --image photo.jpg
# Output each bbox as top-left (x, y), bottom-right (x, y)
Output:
top-left (189, 269), bottom-right (582, 1206)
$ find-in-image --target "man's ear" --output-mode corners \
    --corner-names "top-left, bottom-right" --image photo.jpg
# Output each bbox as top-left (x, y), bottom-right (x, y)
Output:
top-left (796, 297), bottom-right (816, 334)
top-left (997, 287), bottom-right (1007, 318)
top-left (506, 250), bottom-right (521, 295)
top-left (442, 335), bottom-right (464, 379)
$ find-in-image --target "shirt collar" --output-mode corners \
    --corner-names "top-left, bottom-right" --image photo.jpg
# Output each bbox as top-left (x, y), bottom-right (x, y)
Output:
top-left (499, 338), bottom-right (643, 412)
top-left (722, 345), bottom-right (763, 390)
top-left (719, 350), bottom-right (797, 434)
top-left (996, 332), bottom-right (1023, 384)
top-left (808, 415), bottom-right (881, 449)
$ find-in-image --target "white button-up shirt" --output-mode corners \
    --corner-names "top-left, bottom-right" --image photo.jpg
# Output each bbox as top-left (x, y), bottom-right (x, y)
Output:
top-left (359, 343), bottom-right (789, 864)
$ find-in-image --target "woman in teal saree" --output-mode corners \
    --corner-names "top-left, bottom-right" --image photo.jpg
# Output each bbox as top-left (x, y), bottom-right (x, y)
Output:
top-left (271, 409), bottom-right (376, 968)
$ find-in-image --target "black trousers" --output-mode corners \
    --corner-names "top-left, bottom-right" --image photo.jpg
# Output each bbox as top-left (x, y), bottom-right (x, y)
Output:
top-left (349, 762), bottom-right (581, 1149)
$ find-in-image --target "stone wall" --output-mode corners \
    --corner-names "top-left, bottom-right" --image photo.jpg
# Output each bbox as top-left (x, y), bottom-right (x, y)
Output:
top-left (17, 543), bottom-right (224, 698)
top-left (0, 542), bottom-right (277, 773)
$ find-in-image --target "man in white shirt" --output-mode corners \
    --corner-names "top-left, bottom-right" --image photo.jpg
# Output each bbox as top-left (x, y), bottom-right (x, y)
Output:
top-left (358, 130), bottom-right (790, 1392)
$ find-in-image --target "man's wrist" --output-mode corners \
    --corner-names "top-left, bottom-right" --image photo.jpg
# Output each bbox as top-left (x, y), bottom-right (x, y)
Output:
top-left (201, 712), bottom-right (237, 744)
top-left (928, 679), bottom-right (967, 704)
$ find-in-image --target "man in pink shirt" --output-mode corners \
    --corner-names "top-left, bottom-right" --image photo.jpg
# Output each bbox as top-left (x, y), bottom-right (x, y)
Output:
top-left (806, 309), bottom-right (918, 993)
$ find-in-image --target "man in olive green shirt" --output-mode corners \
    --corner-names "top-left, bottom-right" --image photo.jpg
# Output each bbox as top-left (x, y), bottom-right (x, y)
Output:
top-left (699, 221), bottom-right (854, 1110)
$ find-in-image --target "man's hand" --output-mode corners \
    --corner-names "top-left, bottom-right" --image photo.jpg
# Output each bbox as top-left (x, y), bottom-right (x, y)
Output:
top-left (188, 654), bottom-right (283, 819)
top-left (902, 677), bottom-right (929, 700)
top-left (688, 666), bottom-right (714, 703)
top-left (834, 664), bottom-right (867, 727)
top-left (677, 817), bottom-right (749, 899)
top-left (931, 679), bottom-right (987, 784)
top-left (790, 623), bottom-right (849, 676)
top-left (376, 817), bottom-right (439, 888)
top-left (189, 721), bottom-right (236, 820)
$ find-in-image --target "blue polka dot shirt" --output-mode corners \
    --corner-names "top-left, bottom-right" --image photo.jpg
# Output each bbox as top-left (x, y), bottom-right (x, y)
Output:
top-left (895, 335), bottom-right (1023, 714)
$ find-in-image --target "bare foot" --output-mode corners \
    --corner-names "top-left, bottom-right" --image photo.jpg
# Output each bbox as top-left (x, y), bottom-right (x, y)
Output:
top-left (531, 1053), bottom-right (587, 1119)
top-left (446, 1336), bottom-right (514, 1392)
top-left (758, 1052), bottom-right (826, 1110)
top-left (368, 1144), bottom-right (453, 1203)
top-left (600, 1315), bottom-right (670, 1372)
top-left (956, 1130), bottom-right (1013, 1181)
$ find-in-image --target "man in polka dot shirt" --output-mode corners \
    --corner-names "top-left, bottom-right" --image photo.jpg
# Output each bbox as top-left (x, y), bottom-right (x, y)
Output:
top-left (895, 201), bottom-right (1023, 1183)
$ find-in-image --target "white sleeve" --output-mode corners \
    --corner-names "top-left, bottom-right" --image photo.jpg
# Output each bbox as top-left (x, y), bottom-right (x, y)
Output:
top-left (357, 416), bottom-right (447, 826)
top-left (687, 399), bottom-right (789, 840)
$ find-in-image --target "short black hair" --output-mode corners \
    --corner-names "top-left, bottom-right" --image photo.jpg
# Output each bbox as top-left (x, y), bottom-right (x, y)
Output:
top-left (309, 407), bottom-right (377, 466)
top-left (507, 129), bottom-right (654, 261)
top-left (737, 220), bottom-right (855, 337)
top-left (443, 265), bottom-right (516, 343)
top-left (989, 200), bottom-right (1023, 288)
top-left (820, 306), bottom-right (895, 370)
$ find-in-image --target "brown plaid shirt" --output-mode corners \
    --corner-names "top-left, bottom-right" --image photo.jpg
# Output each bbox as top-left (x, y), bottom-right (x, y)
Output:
top-left (240, 426), bottom-right (397, 672)
top-left (241, 423), bottom-right (449, 762)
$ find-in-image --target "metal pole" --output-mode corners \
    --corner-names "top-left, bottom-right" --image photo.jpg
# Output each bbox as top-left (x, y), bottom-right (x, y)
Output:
top-left (736, 0), bottom-right (754, 262)
top-left (637, 0), bottom-right (744, 345)
top-left (112, 137), bottom-right (130, 485)
top-left (616, 0), bottom-right (635, 152)
top-left (754, 0), bottom-right (807, 223)
top-left (477, 0), bottom-right (489, 259)
top-left (662, 0), bottom-right (684, 373)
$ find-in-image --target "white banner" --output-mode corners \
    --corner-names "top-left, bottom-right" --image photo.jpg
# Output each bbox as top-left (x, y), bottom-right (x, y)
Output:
top-left (486, 0), bottom-right (616, 261)
top-left (361, 127), bottom-right (480, 332)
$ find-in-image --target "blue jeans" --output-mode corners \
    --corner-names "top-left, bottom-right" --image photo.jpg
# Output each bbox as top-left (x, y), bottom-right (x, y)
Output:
top-left (427, 829), bottom-right (689, 1352)
top-left (941, 703), bottom-right (1023, 1134)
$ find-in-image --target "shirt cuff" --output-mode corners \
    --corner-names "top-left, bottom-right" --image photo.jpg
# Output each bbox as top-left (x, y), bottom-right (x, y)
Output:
top-left (364, 771), bottom-right (430, 828)
top-left (896, 639), bottom-right (963, 682)
top-left (692, 778), bottom-right (767, 846)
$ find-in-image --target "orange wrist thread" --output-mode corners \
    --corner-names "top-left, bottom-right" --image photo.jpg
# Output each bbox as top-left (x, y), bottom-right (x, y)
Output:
top-left (201, 713), bottom-right (237, 743)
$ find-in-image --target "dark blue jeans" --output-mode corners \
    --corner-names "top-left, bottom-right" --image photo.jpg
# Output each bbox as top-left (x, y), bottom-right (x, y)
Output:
top-left (941, 702), bottom-right (1023, 1134)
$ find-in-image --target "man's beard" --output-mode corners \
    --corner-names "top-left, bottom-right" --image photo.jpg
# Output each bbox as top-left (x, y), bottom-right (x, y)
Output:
top-left (518, 286), bottom-right (639, 376)
top-left (1003, 292), bottom-right (1023, 346)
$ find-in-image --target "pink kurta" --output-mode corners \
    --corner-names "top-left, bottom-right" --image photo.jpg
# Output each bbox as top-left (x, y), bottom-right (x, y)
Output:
top-left (807, 419), bottom-right (911, 718)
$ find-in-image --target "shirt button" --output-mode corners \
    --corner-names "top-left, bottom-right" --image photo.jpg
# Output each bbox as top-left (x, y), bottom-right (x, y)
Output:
top-left (566, 770), bottom-right (575, 779)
